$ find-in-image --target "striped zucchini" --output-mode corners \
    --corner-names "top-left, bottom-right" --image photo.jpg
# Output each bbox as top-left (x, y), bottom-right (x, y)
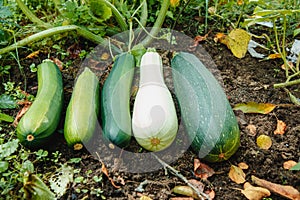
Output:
top-left (64, 67), bottom-right (100, 150)
top-left (101, 52), bottom-right (135, 148)
top-left (16, 61), bottom-right (63, 148)
top-left (171, 52), bottom-right (240, 162)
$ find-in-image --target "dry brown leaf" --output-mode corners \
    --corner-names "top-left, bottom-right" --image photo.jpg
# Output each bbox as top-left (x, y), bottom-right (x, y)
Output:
top-left (233, 102), bottom-right (276, 114)
top-left (12, 101), bottom-right (32, 127)
top-left (194, 159), bottom-right (215, 180)
top-left (252, 175), bottom-right (300, 200)
top-left (246, 124), bottom-right (257, 136)
top-left (52, 58), bottom-right (64, 70)
top-left (188, 179), bottom-right (205, 191)
top-left (241, 182), bottom-right (271, 200)
top-left (267, 53), bottom-right (281, 59)
top-left (101, 161), bottom-right (120, 189)
top-left (229, 165), bottom-right (246, 184)
top-left (256, 135), bottom-right (272, 150)
top-left (214, 33), bottom-right (227, 43)
top-left (281, 62), bottom-right (294, 70)
top-left (189, 34), bottom-right (209, 50)
top-left (26, 50), bottom-right (40, 59)
top-left (238, 162), bottom-right (249, 170)
top-left (205, 189), bottom-right (215, 199)
top-left (283, 160), bottom-right (298, 170)
top-left (274, 120), bottom-right (287, 135)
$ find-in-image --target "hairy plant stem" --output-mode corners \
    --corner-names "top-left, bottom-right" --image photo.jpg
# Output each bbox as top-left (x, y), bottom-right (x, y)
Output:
top-left (15, 0), bottom-right (51, 28)
top-left (139, 0), bottom-right (170, 47)
top-left (274, 78), bottom-right (300, 88)
top-left (103, 0), bottom-right (128, 31)
top-left (139, 0), bottom-right (148, 28)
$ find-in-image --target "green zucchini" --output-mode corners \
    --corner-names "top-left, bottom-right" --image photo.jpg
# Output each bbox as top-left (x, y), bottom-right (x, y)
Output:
top-left (171, 52), bottom-right (240, 162)
top-left (16, 61), bottom-right (63, 148)
top-left (101, 52), bottom-right (135, 148)
top-left (64, 67), bottom-right (100, 150)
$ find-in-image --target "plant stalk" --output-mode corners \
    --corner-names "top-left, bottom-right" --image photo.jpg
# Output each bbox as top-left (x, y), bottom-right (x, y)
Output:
top-left (274, 78), bottom-right (300, 88)
top-left (139, 0), bottom-right (170, 47)
top-left (16, 0), bottom-right (52, 28)
top-left (103, 0), bottom-right (128, 31)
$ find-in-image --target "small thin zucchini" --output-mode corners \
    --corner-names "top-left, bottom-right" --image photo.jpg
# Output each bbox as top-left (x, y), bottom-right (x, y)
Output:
top-left (64, 67), bottom-right (100, 150)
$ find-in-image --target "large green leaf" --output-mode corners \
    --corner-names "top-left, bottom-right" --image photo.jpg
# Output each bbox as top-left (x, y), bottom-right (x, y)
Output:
top-left (0, 94), bottom-right (17, 109)
top-left (89, 0), bottom-right (112, 22)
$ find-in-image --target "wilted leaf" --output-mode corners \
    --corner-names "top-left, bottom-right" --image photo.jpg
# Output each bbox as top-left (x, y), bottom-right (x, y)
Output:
top-left (238, 162), bottom-right (249, 170)
top-left (12, 102), bottom-right (32, 127)
top-left (26, 51), bottom-right (40, 59)
top-left (140, 195), bottom-right (153, 200)
top-left (228, 165), bottom-right (246, 184)
top-left (256, 135), bottom-right (272, 150)
top-left (245, 124), bottom-right (257, 136)
top-left (267, 53), bottom-right (281, 59)
top-left (190, 34), bottom-right (209, 50)
top-left (23, 172), bottom-right (56, 200)
top-left (274, 120), bottom-right (286, 135)
top-left (205, 189), bottom-right (215, 199)
top-left (283, 160), bottom-right (297, 170)
top-left (50, 164), bottom-right (74, 198)
top-left (173, 185), bottom-right (199, 199)
top-left (101, 161), bottom-right (120, 189)
top-left (252, 175), bottom-right (300, 200)
top-left (215, 29), bottom-right (251, 58)
top-left (194, 159), bottom-right (215, 180)
top-left (233, 102), bottom-right (276, 114)
top-left (0, 94), bottom-right (17, 109)
top-left (241, 182), bottom-right (271, 200)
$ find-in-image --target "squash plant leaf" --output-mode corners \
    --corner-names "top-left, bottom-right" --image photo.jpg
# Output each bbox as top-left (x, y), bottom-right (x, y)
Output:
top-left (0, 94), bottom-right (17, 109)
top-left (23, 172), bottom-right (56, 200)
top-left (89, 0), bottom-right (112, 22)
top-left (0, 139), bottom-right (19, 159)
top-left (290, 162), bottom-right (300, 171)
top-left (50, 164), bottom-right (74, 198)
top-left (0, 112), bottom-right (14, 122)
top-left (233, 102), bottom-right (276, 114)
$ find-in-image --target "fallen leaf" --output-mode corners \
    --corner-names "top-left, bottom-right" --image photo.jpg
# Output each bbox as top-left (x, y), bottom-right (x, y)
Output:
top-left (283, 160), bottom-right (297, 170)
top-left (12, 101), bottom-right (32, 127)
top-left (205, 188), bottom-right (215, 199)
top-left (140, 195), bottom-right (153, 200)
top-left (100, 52), bottom-right (110, 60)
top-left (246, 124), bottom-right (257, 136)
top-left (188, 179), bottom-right (205, 192)
top-left (26, 50), bottom-right (40, 59)
top-left (241, 182), bottom-right (271, 200)
top-left (101, 161), bottom-right (120, 189)
top-left (170, 198), bottom-right (194, 200)
top-left (238, 162), bottom-right (249, 170)
top-left (51, 58), bottom-right (64, 70)
top-left (252, 175), bottom-right (300, 200)
top-left (215, 29), bottom-right (251, 58)
top-left (228, 165), bottom-right (246, 184)
top-left (281, 62), bottom-right (294, 71)
top-left (233, 102), bottom-right (276, 114)
top-left (274, 120), bottom-right (287, 135)
top-left (172, 185), bottom-right (199, 199)
top-left (194, 159), bottom-right (215, 180)
top-left (267, 53), bottom-right (282, 59)
top-left (190, 34), bottom-right (209, 50)
top-left (256, 135), bottom-right (272, 150)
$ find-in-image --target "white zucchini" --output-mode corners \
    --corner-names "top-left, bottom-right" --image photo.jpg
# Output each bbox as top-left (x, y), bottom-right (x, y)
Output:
top-left (132, 51), bottom-right (178, 151)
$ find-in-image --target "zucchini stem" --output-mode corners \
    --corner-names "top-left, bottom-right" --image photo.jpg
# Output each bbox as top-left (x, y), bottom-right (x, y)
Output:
top-left (103, 0), bottom-right (128, 31)
top-left (139, 0), bottom-right (170, 47)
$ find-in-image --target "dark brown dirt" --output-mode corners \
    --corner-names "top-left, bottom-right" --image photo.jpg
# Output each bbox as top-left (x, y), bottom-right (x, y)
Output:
top-left (1, 31), bottom-right (299, 200)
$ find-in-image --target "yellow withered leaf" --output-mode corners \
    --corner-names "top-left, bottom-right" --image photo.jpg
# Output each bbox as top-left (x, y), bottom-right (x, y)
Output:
top-left (233, 102), bottom-right (276, 114)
